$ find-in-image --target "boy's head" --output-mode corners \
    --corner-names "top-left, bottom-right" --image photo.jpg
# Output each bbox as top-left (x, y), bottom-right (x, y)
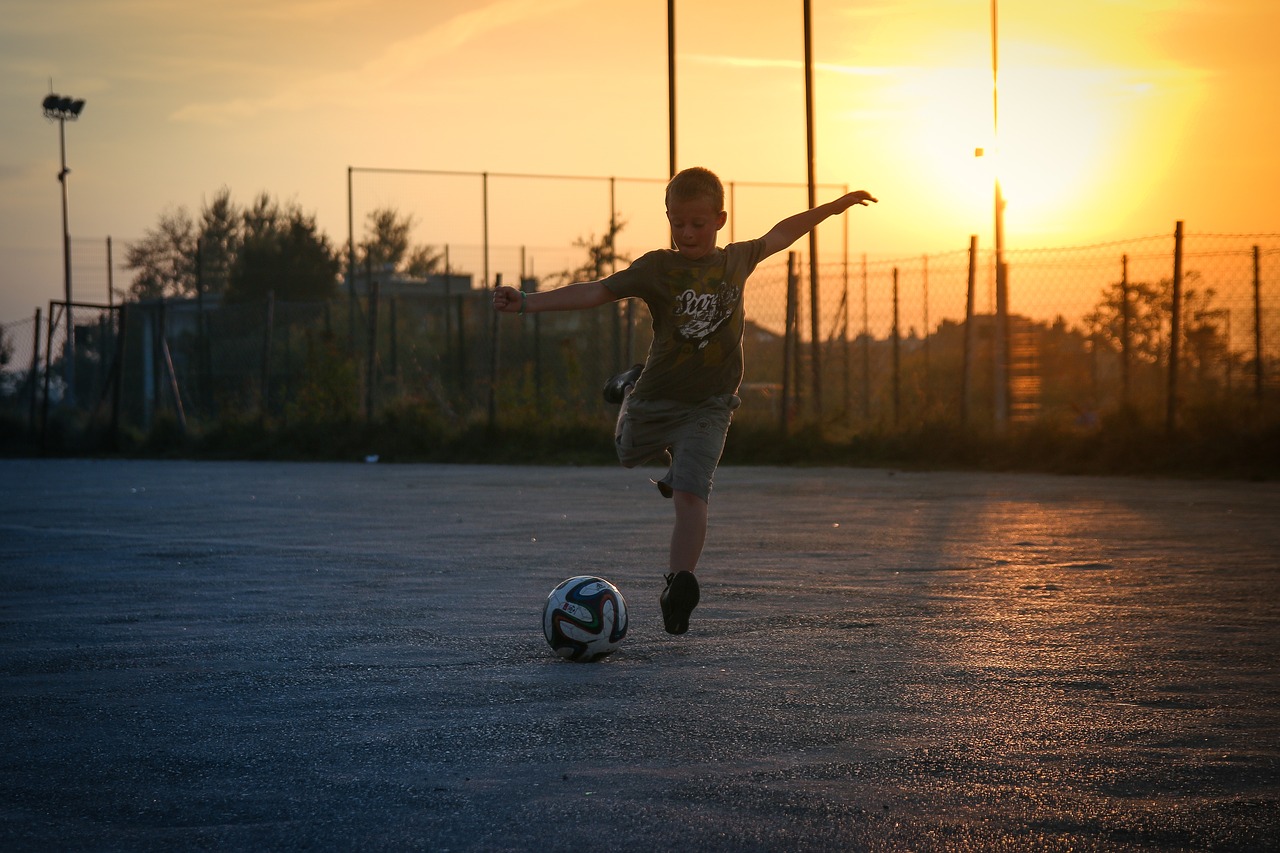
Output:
top-left (665, 166), bottom-right (725, 212)
top-left (665, 167), bottom-right (727, 261)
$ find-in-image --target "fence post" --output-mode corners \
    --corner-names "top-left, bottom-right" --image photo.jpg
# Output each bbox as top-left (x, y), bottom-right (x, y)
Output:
top-left (1254, 245), bottom-right (1263, 405)
top-left (528, 275), bottom-right (543, 414)
top-left (488, 272), bottom-right (501, 432)
top-left (106, 237), bottom-right (115, 308)
top-left (40, 304), bottom-right (59, 451)
top-left (892, 267), bottom-right (901, 427)
top-left (782, 252), bottom-right (797, 435)
top-left (861, 253), bottom-right (870, 420)
top-left (842, 254), bottom-right (851, 420)
top-left (922, 254), bottom-right (931, 411)
top-left (1167, 221), bottom-right (1183, 433)
top-left (110, 304), bottom-right (128, 445)
top-left (27, 308), bottom-right (41, 433)
top-left (365, 280), bottom-right (378, 422)
top-left (1121, 254), bottom-right (1131, 407)
top-left (389, 296), bottom-right (398, 378)
top-left (962, 237), bottom-right (976, 425)
top-left (262, 290), bottom-right (274, 422)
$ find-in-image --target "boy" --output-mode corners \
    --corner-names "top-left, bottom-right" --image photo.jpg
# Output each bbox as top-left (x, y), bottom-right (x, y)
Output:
top-left (493, 167), bottom-right (875, 635)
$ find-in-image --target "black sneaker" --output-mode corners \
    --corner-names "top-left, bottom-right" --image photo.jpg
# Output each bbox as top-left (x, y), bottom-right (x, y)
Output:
top-left (660, 570), bottom-right (700, 635)
top-left (603, 364), bottom-right (644, 404)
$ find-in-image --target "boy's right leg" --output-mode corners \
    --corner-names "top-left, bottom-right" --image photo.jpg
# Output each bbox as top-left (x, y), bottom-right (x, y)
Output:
top-left (603, 364), bottom-right (643, 404)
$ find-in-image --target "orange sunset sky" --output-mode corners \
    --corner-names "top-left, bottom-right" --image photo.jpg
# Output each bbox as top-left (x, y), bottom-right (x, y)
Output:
top-left (1, 0), bottom-right (1277, 324)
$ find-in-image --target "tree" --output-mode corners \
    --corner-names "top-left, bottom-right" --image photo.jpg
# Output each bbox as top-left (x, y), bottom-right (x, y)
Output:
top-left (1085, 270), bottom-right (1226, 370)
top-left (358, 208), bottom-right (412, 271)
top-left (544, 217), bottom-right (630, 288)
top-left (196, 187), bottom-right (241, 298)
top-left (404, 244), bottom-right (444, 278)
top-left (124, 205), bottom-right (198, 300)
top-left (357, 207), bottom-right (443, 278)
top-left (125, 188), bottom-right (241, 301)
top-left (0, 324), bottom-right (13, 373)
top-left (224, 194), bottom-right (340, 303)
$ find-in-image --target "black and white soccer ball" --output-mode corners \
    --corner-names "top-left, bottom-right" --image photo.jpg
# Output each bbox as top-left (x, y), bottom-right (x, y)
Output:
top-left (542, 576), bottom-right (628, 661)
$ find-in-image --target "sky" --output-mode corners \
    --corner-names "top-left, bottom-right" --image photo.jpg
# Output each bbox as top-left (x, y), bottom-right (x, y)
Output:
top-left (2, 0), bottom-right (1278, 326)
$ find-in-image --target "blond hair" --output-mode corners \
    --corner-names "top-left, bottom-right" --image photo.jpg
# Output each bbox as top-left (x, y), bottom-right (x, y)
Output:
top-left (665, 167), bottom-right (725, 212)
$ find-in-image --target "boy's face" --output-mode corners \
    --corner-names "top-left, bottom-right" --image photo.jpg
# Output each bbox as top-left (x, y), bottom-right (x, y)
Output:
top-left (666, 196), bottom-right (727, 261)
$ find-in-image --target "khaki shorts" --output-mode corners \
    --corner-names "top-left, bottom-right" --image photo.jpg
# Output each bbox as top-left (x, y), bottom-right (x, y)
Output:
top-left (614, 393), bottom-right (741, 502)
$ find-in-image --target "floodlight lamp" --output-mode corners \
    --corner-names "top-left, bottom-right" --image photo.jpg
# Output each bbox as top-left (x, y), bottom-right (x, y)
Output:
top-left (41, 92), bottom-right (86, 120)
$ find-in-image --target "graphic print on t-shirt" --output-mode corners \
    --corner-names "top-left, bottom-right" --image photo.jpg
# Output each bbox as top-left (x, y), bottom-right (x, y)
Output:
top-left (672, 264), bottom-right (740, 351)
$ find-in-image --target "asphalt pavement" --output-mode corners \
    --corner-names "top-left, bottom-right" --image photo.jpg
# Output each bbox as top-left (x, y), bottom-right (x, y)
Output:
top-left (1, 459), bottom-right (1278, 851)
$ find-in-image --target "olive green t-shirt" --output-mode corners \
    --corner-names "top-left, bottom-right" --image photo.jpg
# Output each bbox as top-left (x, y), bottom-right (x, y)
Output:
top-left (603, 238), bottom-right (767, 404)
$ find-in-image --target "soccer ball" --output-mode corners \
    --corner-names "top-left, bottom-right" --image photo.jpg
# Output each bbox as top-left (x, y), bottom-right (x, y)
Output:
top-left (542, 576), bottom-right (629, 661)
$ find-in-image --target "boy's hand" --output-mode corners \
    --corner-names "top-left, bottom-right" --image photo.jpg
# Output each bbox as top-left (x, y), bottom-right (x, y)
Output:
top-left (838, 190), bottom-right (877, 210)
top-left (492, 284), bottom-right (523, 314)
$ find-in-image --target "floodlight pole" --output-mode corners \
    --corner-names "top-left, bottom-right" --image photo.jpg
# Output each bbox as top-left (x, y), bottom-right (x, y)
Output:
top-left (43, 92), bottom-right (85, 406)
top-left (803, 0), bottom-right (821, 419)
top-left (990, 0), bottom-right (1010, 429)
top-left (667, 0), bottom-right (677, 177)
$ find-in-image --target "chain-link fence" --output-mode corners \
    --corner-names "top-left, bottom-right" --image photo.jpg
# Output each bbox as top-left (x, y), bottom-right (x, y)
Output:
top-left (2, 229), bottom-right (1277, 452)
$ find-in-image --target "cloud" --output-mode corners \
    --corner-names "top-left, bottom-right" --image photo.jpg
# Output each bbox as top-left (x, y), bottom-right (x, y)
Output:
top-left (171, 0), bottom-right (584, 124)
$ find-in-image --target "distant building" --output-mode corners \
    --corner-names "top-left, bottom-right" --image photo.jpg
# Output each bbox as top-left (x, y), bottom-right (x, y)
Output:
top-left (348, 272), bottom-right (476, 298)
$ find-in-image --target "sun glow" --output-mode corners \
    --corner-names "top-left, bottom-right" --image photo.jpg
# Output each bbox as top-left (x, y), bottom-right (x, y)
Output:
top-left (849, 37), bottom-right (1194, 246)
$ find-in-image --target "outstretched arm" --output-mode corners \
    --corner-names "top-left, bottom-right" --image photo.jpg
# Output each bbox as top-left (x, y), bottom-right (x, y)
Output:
top-left (760, 190), bottom-right (877, 259)
top-left (492, 280), bottom-right (619, 315)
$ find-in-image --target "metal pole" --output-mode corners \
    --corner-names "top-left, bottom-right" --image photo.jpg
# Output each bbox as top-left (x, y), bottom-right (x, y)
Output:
top-left (28, 308), bottom-right (41, 432)
top-left (106, 236), bottom-right (114, 308)
top-left (892, 267), bottom-right (901, 427)
top-left (728, 182), bottom-right (736, 242)
top-left (365, 278), bottom-right (377, 422)
top-left (110, 304), bottom-right (127, 445)
top-left (262, 290), bottom-right (275, 422)
top-left (347, 166), bottom-right (356, 352)
top-left (443, 245), bottom-right (453, 378)
top-left (1167, 220), bottom-right (1184, 433)
top-left (803, 0), bottom-right (821, 419)
top-left (861, 253), bottom-right (870, 419)
top-left (610, 177), bottom-right (621, 372)
top-left (1121, 254), bottom-right (1131, 407)
top-left (783, 252), bottom-right (797, 435)
top-left (488, 273), bottom-right (501, 431)
top-left (991, 0), bottom-right (1009, 430)
top-left (58, 116), bottom-right (76, 406)
top-left (962, 236), bottom-right (977, 425)
top-left (843, 184), bottom-right (850, 417)
top-left (922, 254), bottom-right (931, 410)
top-left (482, 172), bottom-right (490, 294)
top-left (668, 0), bottom-right (677, 177)
top-left (1253, 246), bottom-right (1264, 405)
top-left (40, 304), bottom-right (56, 451)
